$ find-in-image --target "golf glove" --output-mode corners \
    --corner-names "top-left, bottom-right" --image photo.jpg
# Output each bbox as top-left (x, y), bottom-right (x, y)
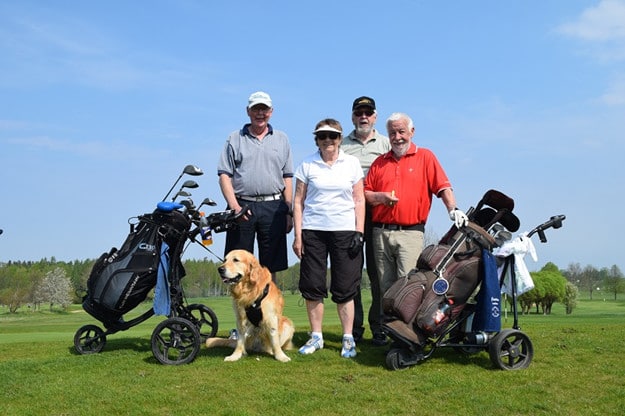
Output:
top-left (348, 231), bottom-right (364, 258)
top-left (449, 208), bottom-right (469, 228)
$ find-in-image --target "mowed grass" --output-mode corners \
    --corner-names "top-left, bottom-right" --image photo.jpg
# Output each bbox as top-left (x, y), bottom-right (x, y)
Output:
top-left (1, 294), bottom-right (624, 416)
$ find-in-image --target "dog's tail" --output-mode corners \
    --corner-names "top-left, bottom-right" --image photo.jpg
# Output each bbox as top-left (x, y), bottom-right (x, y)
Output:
top-left (205, 337), bottom-right (238, 349)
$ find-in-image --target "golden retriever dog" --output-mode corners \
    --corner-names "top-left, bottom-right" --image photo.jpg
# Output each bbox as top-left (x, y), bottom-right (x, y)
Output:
top-left (205, 249), bottom-right (294, 362)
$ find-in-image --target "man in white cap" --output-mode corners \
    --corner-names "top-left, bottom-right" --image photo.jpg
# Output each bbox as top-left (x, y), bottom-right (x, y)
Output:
top-left (217, 91), bottom-right (294, 282)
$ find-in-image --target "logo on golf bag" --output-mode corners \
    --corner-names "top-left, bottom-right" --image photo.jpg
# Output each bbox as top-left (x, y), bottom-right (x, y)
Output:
top-left (138, 242), bottom-right (157, 252)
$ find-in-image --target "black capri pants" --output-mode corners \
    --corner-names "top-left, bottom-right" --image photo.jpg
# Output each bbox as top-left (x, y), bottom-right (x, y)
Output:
top-left (299, 229), bottom-right (363, 304)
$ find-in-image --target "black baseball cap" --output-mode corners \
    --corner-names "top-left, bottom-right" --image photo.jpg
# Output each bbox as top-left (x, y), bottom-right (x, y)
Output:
top-left (352, 96), bottom-right (376, 111)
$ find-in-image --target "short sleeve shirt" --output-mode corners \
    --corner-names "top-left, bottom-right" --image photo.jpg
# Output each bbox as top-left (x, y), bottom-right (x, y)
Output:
top-left (341, 130), bottom-right (391, 176)
top-left (217, 123), bottom-right (293, 196)
top-left (364, 143), bottom-right (451, 225)
top-left (295, 150), bottom-right (364, 231)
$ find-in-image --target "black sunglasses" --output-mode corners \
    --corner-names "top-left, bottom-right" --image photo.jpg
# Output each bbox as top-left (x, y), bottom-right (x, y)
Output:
top-left (315, 132), bottom-right (341, 141)
top-left (353, 109), bottom-right (374, 117)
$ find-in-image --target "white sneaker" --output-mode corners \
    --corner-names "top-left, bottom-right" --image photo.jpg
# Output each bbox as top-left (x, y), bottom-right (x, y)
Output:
top-left (228, 329), bottom-right (238, 340)
top-left (341, 336), bottom-right (357, 358)
top-left (298, 335), bottom-right (324, 355)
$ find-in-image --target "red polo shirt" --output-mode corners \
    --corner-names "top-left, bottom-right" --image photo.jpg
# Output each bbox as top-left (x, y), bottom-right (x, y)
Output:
top-left (364, 143), bottom-right (452, 225)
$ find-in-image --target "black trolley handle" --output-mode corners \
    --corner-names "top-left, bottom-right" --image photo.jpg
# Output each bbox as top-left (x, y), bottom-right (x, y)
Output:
top-left (526, 215), bottom-right (566, 243)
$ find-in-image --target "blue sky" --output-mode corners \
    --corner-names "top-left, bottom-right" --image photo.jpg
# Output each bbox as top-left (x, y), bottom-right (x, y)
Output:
top-left (1, 0), bottom-right (624, 273)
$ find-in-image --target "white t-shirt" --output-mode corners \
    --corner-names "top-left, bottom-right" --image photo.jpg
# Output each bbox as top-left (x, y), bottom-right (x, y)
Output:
top-left (294, 150), bottom-right (364, 231)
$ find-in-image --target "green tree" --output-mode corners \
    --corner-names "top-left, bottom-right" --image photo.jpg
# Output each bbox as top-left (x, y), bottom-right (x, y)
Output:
top-left (277, 263), bottom-right (301, 294)
top-left (581, 265), bottom-right (602, 300)
top-left (0, 264), bottom-right (42, 313)
top-left (563, 281), bottom-right (579, 315)
top-left (182, 258), bottom-right (224, 297)
top-left (518, 263), bottom-right (566, 315)
top-left (66, 259), bottom-right (96, 302)
top-left (518, 283), bottom-right (542, 315)
top-left (518, 274), bottom-right (545, 314)
top-left (563, 262), bottom-right (583, 285)
top-left (603, 265), bottom-right (624, 301)
top-left (539, 269), bottom-right (567, 314)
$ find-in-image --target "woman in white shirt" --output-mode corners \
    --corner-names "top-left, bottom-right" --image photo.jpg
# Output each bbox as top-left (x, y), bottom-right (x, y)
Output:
top-left (292, 118), bottom-right (365, 359)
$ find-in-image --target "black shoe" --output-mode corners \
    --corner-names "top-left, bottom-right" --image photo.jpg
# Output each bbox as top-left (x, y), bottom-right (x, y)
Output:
top-left (372, 332), bottom-right (388, 346)
top-left (353, 328), bottom-right (364, 344)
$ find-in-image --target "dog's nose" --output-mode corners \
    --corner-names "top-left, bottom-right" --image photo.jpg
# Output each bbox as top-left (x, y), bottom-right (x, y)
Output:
top-left (218, 266), bottom-right (225, 274)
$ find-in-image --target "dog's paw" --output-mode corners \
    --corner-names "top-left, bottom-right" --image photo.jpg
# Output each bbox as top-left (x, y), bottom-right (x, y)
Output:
top-left (275, 353), bottom-right (291, 363)
top-left (224, 353), bottom-right (243, 362)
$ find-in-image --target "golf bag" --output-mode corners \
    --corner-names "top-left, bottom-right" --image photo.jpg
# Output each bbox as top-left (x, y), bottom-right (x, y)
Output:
top-left (383, 223), bottom-right (488, 342)
top-left (82, 209), bottom-right (190, 326)
top-left (381, 189), bottom-right (566, 371)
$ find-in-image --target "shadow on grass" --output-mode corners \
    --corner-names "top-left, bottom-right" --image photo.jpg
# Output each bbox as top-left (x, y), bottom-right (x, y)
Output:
top-left (68, 335), bottom-right (154, 357)
top-left (297, 331), bottom-right (496, 370)
top-left (68, 328), bottom-right (496, 371)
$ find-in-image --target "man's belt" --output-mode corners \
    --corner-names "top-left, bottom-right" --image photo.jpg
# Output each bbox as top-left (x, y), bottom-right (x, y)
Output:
top-left (237, 193), bottom-right (282, 202)
top-left (373, 222), bottom-right (425, 231)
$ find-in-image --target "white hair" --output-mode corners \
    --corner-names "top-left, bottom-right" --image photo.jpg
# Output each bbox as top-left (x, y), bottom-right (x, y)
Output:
top-left (386, 112), bottom-right (414, 130)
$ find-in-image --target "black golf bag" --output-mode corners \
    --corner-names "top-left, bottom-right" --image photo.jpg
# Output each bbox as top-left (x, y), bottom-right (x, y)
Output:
top-left (82, 209), bottom-right (190, 327)
top-left (74, 164), bottom-right (251, 365)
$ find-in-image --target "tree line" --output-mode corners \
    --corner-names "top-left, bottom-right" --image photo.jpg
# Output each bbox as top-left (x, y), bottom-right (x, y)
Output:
top-left (0, 256), bottom-right (622, 314)
top-left (0, 257), bottom-right (302, 313)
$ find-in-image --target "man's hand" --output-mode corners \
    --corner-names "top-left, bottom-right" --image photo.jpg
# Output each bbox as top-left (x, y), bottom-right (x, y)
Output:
top-left (449, 208), bottom-right (469, 228)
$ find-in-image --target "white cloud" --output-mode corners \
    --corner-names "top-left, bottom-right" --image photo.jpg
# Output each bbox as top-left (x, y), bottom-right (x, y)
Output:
top-left (555, 1), bottom-right (625, 104)
top-left (557, 0), bottom-right (625, 41)
top-left (555, 0), bottom-right (625, 62)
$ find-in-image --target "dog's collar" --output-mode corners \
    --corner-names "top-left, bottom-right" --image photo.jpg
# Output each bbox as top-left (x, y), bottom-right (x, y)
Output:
top-left (245, 283), bottom-right (270, 327)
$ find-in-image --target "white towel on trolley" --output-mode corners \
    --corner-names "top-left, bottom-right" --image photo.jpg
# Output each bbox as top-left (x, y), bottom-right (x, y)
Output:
top-left (493, 232), bottom-right (537, 296)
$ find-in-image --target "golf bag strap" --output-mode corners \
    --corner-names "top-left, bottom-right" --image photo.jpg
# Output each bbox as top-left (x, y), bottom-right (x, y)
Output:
top-left (434, 222), bottom-right (495, 277)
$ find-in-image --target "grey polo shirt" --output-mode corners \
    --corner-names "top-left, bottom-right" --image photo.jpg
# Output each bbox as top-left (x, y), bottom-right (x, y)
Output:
top-left (341, 129), bottom-right (391, 176)
top-left (217, 123), bottom-right (294, 196)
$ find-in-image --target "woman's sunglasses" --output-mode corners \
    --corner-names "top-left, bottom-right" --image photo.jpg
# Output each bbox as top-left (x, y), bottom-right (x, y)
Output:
top-left (315, 132), bottom-right (341, 141)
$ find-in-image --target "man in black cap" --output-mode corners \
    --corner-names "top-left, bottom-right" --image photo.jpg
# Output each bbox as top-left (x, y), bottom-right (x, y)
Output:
top-left (341, 96), bottom-right (391, 346)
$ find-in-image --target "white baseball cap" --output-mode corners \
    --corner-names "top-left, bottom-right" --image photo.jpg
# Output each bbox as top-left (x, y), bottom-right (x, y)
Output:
top-left (247, 91), bottom-right (273, 108)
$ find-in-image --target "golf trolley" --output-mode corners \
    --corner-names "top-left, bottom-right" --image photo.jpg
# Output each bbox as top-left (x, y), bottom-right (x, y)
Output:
top-left (74, 165), bottom-right (244, 365)
top-left (382, 189), bottom-right (565, 371)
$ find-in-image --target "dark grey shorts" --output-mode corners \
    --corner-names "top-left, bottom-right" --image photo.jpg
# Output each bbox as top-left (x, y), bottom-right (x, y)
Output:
top-left (299, 229), bottom-right (363, 304)
top-left (224, 199), bottom-right (289, 273)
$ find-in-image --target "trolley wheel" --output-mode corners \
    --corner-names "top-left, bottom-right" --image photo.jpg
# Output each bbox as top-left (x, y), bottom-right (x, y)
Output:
top-left (151, 317), bottom-right (201, 365)
top-left (385, 348), bottom-right (409, 371)
top-left (185, 303), bottom-right (218, 340)
top-left (488, 329), bottom-right (534, 370)
top-left (74, 324), bottom-right (106, 354)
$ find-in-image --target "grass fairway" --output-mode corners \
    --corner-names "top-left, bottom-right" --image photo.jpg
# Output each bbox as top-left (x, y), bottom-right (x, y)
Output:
top-left (1, 294), bottom-right (624, 415)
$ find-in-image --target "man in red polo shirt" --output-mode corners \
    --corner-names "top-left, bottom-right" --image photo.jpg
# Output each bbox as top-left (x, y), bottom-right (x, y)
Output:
top-left (364, 112), bottom-right (468, 326)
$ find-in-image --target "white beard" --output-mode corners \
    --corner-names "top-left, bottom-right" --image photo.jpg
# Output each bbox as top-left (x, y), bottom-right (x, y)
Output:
top-left (355, 124), bottom-right (373, 137)
top-left (392, 141), bottom-right (409, 157)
